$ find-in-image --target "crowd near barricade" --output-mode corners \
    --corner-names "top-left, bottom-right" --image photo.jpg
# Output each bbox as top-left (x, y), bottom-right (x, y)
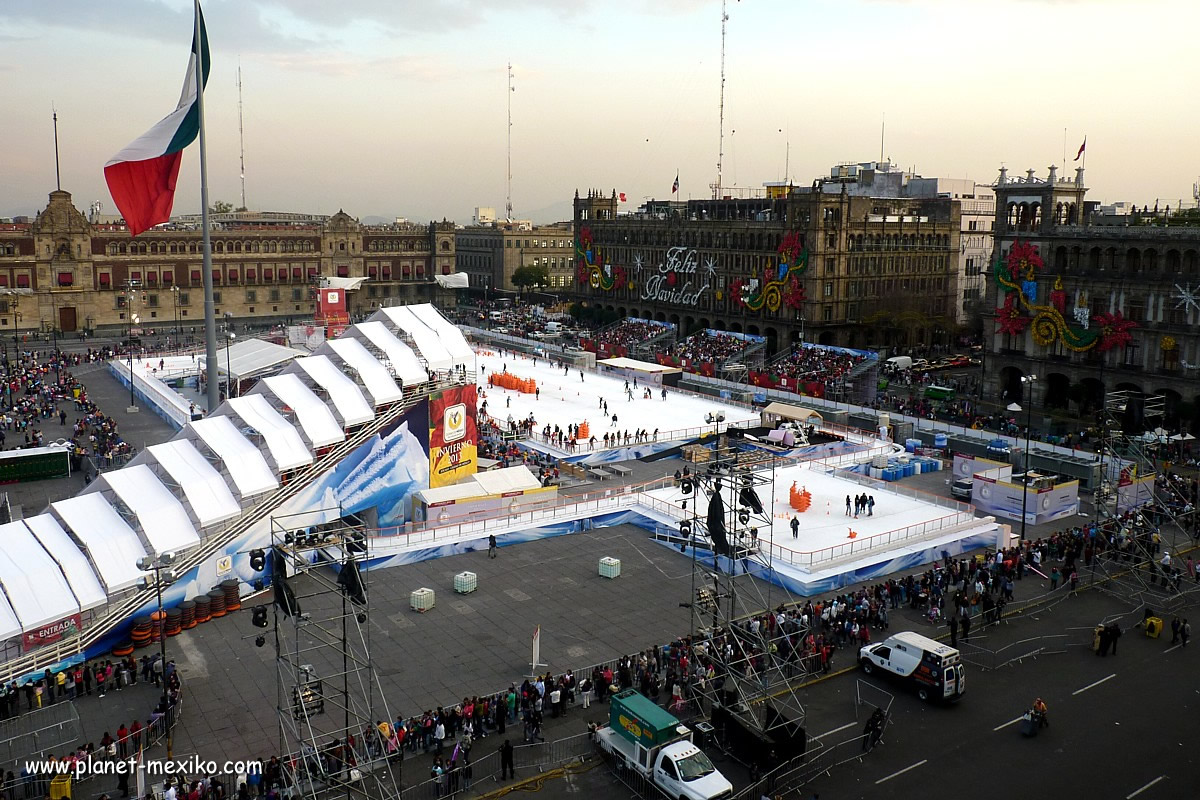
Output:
top-left (580, 319), bottom-right (673, 359)
top-left (749, 344), bottom-right (872, 398)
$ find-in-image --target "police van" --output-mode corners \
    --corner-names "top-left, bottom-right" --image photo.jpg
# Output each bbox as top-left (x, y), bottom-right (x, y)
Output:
top-left (859, 631), bottom-right (965, 703)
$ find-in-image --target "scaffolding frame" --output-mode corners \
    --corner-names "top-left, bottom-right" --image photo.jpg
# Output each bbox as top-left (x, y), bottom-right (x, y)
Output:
top-left (671, 440), bottom-right (809, 759)
top-left (269, 508), bottom-right (401, 800)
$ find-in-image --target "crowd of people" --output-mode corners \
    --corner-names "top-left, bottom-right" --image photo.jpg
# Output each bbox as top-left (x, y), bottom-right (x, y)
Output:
top-left (666, 332), bottom-right (754, 365)
top-left (4, 654), bottom-right (181, 800)
top-left (771, 346), bottom-right (870, 385)
top-left (586, 320), bottom-right (670, 352)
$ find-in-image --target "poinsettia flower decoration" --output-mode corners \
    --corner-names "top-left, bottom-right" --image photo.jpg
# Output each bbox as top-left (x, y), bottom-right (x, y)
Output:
top-left (666, 271), bottom-right (677, 288)
top-left (578, 226), bottom-right (593, 249)
top-left (1006, 240), bottom-right (1043, 281)
top-left (1093, 310), bottom-right (1136, 352)
top-left (996, 293), bottom-right (1029, 335)
top-left (783, 277), bottom-right (806, 310)
top-left (778, 231), bottom-right (803, 264)
top-left (729, 278), bottom-right (747, 307)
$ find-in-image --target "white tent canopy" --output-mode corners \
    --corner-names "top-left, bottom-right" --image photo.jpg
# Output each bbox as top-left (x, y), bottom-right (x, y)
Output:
top-left (0, 584), bottom-right (20, 641)
top-left (99, 465), bottom-right (203, 555)
top-left (187, 415), bottom-right (279, 497)
top-left (322, 338), bottom-right (404, 406)
top-left (0, 521), bottom-right (83, 631)
top-left (291, 355), bottom-right (375, 427)
top-left (352, 322), bottom-right (429, 387)
top-left (23, 514), bottom-right (107, 611)
top-left (226, 395), bottom-right (314, 472)
top-left (204, 338), bottom-right (307, 382)
top-left (147, 439), bottom-right (242, 527)
top-left (260, 374), bottom-right (346, 448)
top-left (473, 465), bottom-right (542, 495)
top-left (380, 306), bottom-right (455, 371)
top-left (52, 493), bottom-right (148, 593)
top-left (410, 303), bottom-right (474, 363)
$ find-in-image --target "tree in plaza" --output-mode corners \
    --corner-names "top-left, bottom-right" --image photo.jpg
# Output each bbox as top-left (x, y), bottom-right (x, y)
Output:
top-left (209, 200), bottom-right (234, 214)
top-left (511, 265), bottom-right (550, 296)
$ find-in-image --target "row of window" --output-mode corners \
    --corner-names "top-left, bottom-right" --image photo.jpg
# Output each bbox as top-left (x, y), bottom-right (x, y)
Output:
top-left (106, 239), bottom-right (317, 256)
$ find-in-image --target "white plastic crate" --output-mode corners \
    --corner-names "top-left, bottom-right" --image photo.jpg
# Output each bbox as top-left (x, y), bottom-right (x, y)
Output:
top-left (410, 587), bottom-right (435, 612)
top-left (599, 557), bottom-right (621, 579)
top-left (453, 571), bottom-right (477, 594)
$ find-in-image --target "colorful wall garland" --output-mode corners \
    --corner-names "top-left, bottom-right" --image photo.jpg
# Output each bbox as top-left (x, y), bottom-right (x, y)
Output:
top-left (994, 240), bottom-right (1136, 353)
top-left (731, 231), bottom-right (809, 313)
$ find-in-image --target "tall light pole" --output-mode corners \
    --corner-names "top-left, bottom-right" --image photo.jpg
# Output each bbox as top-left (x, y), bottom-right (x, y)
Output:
top-left (125, 280), bottom-right (141, 413)
top-left (136, 552), bottom-right (176, 759)
top-left (1007, 374), bottom-right (1037, 542)
top-left (224, 312), bottom-right (236, 401)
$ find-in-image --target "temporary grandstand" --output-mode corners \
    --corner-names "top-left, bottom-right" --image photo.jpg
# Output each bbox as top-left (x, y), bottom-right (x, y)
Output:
top-left (0, 304), bottom-right (472, 677)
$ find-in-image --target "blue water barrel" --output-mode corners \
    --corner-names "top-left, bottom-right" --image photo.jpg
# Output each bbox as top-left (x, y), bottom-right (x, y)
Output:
top-left (933, 433), bottom-right (948, 448)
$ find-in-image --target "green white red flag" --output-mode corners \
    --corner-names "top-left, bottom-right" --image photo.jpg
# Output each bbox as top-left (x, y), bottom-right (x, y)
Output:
top-left (104, 3), bottom-right (210, 236)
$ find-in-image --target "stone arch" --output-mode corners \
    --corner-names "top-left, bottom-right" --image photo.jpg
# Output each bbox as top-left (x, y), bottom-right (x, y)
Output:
top-left (730, 321), bottom-right (743, 333)
top-left (998, 365), bottom-right (1026, 405)
top-left (1044, 372), bottom-right (1071, 410)
top-left (817, 331), bottom-right (835, 346)
top-left (1077, 377), bottom-right (1105, 415)
top-left (1126, 248), bottom-right (1142, 273)
top-left (764, 326), bottom-right (778, 356)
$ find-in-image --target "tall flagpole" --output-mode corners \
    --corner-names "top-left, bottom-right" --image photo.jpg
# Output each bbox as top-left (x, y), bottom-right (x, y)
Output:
top-left (52, 107), bottom-right (62, 191)
top-left (194, 0), bottom-right (219, 413)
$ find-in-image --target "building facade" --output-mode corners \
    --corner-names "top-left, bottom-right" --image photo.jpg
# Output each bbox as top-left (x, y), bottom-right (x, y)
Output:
top-left (455, 222), bottom-right (574, 295)
top-left (0, 190), bottom-right (455, 336)
top-left (567, 187), bottom-right (961, 356)
top-left (983, 165), bottom-right (1200, 424)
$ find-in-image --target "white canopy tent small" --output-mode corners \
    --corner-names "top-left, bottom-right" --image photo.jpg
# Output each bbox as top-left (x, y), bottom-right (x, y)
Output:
top-left (99, 465), bottom-right (203, 556)
top-left (23, 514), bottom-right (107, 611)
top-left (322, 338), bottom-right (404, 406)
top-left (260, 374), bottom-right (346, 448)
top-left (203, 338), bottom-right (307, 385)
top-left (410, 303), bottom-right (474, 364)
top-left (226, 396), bottom-right (314, 472)
top-left (380, 306), bottom-right (455, 371)
top-left (147, 439), bottom-right (242, 528)
top-left (0, 521), bottom-right (84, 631)
top-left (291, 355), bottom-right (375, 427)
top-left (187, 415), bottom-right (280, 497)
top-left (0, 585), bottom-right (21, 641)
top-left (352, 322), bottom-right (429, 387)
top-left (51, 494), bottom-right (148, 593)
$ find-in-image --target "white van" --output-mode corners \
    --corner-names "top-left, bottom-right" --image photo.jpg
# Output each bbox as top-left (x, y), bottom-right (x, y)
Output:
top-left (859, 631), bottom-right (965, 703)
top-left (886, 356), bottom-right (913, 371)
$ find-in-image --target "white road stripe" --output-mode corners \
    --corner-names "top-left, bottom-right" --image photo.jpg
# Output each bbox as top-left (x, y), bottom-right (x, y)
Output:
top-left (1126, 775), bottom-right (1166, 798)
top-left (1162, 644), bottom-right (1182, 654)
top-left (1072, 673), bottom-right (1117, 695)
top-left (993, 716), bottom-right (1024, 731)
top-left (815, 722), bottom-right (856, 739)
top-left (875, 759), bottom-right (928, 785)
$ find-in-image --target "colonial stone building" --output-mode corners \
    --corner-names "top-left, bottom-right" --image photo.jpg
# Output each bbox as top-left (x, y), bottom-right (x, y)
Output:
top-left (984, 166), bottom-right (1200, 425)
top-left (0, 189), bottom-right (455, 336)
top-left (567, 187), bottom-right (961, 356)
top-left (456, 222), bottom-right (574, 295)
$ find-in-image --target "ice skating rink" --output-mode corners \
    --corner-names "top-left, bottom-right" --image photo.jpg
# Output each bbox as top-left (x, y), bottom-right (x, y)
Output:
top-left (473, 348), bottom-right (757, 438)
top-left (646, 460), bottom-right (974, 563)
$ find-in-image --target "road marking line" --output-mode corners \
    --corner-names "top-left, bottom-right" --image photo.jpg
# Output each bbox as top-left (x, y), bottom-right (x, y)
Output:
top-left (875, 759), bottom-right (927, 785)
top-left (1073, 673), bottom-right (1116, 695)
top-left (1126, 775), bottom-right (1165, 798)
top-left (1163, 644), bottom-right (1182, 654)
top-left (993, 716), bottom-right (1024, 731)
top-left (815, 722), bottom-right (856, 739)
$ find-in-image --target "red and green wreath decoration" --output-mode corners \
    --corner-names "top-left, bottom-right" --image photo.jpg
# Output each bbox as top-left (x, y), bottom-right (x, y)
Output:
top-left (778, 231), bottom-right (804, 266)
top-left (996, 293), bottom-right (1028, 335)
top-left (1093, 311), bottom-right (1135, 352)
top-left (729, 278), bottom-right (747, 308)
top-left (1006, 240), bottom-right (1043, 281)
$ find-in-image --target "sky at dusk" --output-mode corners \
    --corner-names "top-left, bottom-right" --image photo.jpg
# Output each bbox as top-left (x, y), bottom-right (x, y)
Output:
top-left (1, 0), bottom-right (1196, 224)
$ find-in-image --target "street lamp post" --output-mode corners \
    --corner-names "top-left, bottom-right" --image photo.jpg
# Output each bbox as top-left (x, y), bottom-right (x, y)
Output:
top-left (1007, 374), bottom-right (1037, 542)
top-left (137, 553), bottom-right (176, 759)
top-left (225, 331), bottom-right (236, 401)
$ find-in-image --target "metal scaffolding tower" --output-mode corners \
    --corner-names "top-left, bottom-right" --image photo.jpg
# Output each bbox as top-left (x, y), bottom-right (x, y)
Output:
top-left (1090, 391), bottom-right (1197, 612)
top-left (668, 439), bottom-right (809, 761)
top-left (268, 509), bottom-right (401, 800)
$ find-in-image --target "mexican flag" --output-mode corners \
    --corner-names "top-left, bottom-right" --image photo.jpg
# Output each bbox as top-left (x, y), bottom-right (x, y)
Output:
top-left (104, 3), bottom-right (210, 236)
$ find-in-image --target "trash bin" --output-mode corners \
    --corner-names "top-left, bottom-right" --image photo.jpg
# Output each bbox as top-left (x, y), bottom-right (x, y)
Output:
top-left (1145, 616), bottom-right (1163, 638)
top-left (49, 774), bottom-right (71, 800)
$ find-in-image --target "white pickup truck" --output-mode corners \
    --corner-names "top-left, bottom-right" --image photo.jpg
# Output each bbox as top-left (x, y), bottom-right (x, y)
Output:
top-left (596, 690), bottom-right (733, 800)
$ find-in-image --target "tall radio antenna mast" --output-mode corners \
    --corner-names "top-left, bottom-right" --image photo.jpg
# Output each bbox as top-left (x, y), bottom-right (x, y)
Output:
top-left (714, 0), bottom-right (729, 199)
top-left (237, 59), bottom-right (246, 210)
top-left (506, 62), bottom-right (514, 222)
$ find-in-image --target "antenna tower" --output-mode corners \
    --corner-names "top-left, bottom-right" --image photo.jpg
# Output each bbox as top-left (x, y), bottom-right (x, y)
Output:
top-left (714, 0), bottom-right (729, 199)
top-left (237, 60), bottom-right (246, 211)
top-left (506, 62), bottom-right (514, 222)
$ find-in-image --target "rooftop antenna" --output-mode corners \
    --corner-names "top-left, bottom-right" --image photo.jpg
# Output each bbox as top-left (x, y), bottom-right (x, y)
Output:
top-left (714, 0), bottom-right (730, 199)
top-left (880, 113), bottom-right (885, 165)
top-left (506, 62), bottom-right (514, 222)
top-left (52, 105), bottom-right (61, 191)
top-left (237, 58), bottom-right (246, 210)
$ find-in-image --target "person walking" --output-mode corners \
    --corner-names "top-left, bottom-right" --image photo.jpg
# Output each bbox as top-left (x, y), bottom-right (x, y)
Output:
top-left (948, 614), bottom-right (959, 647)
top-left (790, 516), bottom-right (799, 539)
top-left (960, 613), bottom-right (971, 644)
top-left (845, 495), bottom-right (852, 516)
top-left (488, 534), bottom-right (497, 559)
top-left (1181, 619), bottom-right (1190, 648)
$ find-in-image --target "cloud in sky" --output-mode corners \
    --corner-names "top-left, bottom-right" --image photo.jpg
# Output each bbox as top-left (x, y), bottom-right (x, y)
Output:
top-left (1, 0), bottom-right (1196, 223)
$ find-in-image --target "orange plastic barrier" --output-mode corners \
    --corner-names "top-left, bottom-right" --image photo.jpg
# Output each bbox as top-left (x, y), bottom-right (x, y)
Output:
top-left (789, 482), bottom-right (812, 512)
top-left (488, 372), bottom-right (538, 394)
top-left (578, 422), bottom-right (590, 438)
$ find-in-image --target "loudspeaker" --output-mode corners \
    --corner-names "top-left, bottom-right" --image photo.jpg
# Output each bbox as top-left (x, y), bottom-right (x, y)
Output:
top-left (707, 489), bottom-right (730, 556)
top-left (1121, 396), bottom-right (1145, 434)
top-left (337, 563), bottom-right (367, 606)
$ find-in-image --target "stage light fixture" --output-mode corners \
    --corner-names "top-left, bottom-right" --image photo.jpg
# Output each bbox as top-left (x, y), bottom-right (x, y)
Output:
top-left (249, 548), bottom-right (266, 571)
